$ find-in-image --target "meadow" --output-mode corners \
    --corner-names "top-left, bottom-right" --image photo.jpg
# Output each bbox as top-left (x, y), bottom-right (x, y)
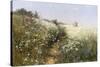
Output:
top-left (12, 9), bottom-right (97, 66)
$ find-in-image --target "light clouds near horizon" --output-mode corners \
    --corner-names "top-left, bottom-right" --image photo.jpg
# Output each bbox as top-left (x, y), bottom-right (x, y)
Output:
top-left (12, 0), bottom-right (97, 27)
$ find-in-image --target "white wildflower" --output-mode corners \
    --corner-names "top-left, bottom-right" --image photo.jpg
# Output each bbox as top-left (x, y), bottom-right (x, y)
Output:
top-left (31, 27), bottom-right (34, 30)
top-left (20, 48), bottom-right (22, 51)
top-left (40, 44), bottom-right (44, 46)
top-left (34, 47), bottom-right (38, 50)
top-left (85, 37), bottom-right (88, 40)
top-left (26, 40), bottom-right (31, 43)
top-left (38, 49), bottom-right (42, 54)
top-left (25, 31), bottom-right (30, 35)
top-left (54, 38), bottom-right (56, 40)
top-left (24, 58), bottom-right (28, 61)
top-left (51, 35), bottom-right (54, 37)
top-left (35, 60), bottom-right (38, 63)
top-left (31, 59), bottom-right (33, 62)
top-left (75, 48), bottom-right (78, 51)
top-left (33, 39), bottom-right (36, 42)
top-left (76, 41), bottom-right (80, 44)
top-left (16, 45), bottom-right (18, 48)
top-left (19, 47), bottom-right (21, 49)
top-left (25, 43), bottom-right (28, 47)
top-left (57, 40), bottom-right (60, 42)
top-left (70, 47), bottom-right (73, 50)
top-left (35, 34), bottom-right (38, 37)
top-left (66, 49), bottom-right (69, 52)
top-left (19, 43), bottom-right (23, 46)
top-left (27, 53), bottom-right (30, 56)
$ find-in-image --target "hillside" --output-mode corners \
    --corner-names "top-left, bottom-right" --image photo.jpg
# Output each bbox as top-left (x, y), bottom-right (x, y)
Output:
top-left (12, 13), bottom-right (97, 66)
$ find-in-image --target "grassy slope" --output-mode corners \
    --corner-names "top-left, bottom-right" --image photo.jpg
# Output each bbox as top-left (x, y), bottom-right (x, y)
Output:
top-left (12, 14), bottom-right (97, 66)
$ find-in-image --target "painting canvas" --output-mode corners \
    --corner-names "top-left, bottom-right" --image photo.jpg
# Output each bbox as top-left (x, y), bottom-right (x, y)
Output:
top-left (11, 0), bottom-right (97, 66)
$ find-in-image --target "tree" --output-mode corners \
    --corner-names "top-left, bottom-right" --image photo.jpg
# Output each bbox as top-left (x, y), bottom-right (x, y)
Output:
top-left (15, 8), bottom-right (27, 23)
top-left (26, 11), bottom-right (33, 18)
top-left (14, 8), bottom-right (34, 23)
top-left (16, 8), bottom-right (27, 15)
top-left (52, 19), bottom-right (58, 25)
top-left (73, 21), bottom-right (79, 27)
top-left (34, 11), bottom-right (39, 18)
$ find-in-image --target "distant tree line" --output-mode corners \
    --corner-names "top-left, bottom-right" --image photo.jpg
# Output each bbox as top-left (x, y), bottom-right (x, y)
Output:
top-left (13, 8), bottom-right (40, 23)
top-left (14, 8), bottom-right (39, 17)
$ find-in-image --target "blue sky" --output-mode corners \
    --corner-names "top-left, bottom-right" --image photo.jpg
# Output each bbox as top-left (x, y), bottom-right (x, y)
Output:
top-left (12, 0), bottom-right (97, 27)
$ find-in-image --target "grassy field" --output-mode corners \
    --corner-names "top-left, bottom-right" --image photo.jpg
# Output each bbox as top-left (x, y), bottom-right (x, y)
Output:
top-left (12, 13), bottom-right (97, 66)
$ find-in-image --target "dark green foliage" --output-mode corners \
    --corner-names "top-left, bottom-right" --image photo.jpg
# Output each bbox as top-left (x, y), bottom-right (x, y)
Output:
top-left (14, 8), bottom-right (27, 15)
top-left (34, 11), bottom-right (40, 18)
top-left (13, 8), bottom-right (40, 19)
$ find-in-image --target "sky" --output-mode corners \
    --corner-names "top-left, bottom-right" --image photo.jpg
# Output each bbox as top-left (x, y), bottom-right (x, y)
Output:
top-left (12, 0), bottom-right (97, 27)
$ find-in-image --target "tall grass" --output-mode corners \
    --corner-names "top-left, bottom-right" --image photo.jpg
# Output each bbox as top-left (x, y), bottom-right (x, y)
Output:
top-left (61, 31), bottom-right (97, 63)
top-left (12, 14), bottom-right (97, 66)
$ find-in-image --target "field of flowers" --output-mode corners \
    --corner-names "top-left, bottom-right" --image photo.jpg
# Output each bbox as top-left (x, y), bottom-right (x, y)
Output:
top-left (12, 10), bottom-right (97, 66)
